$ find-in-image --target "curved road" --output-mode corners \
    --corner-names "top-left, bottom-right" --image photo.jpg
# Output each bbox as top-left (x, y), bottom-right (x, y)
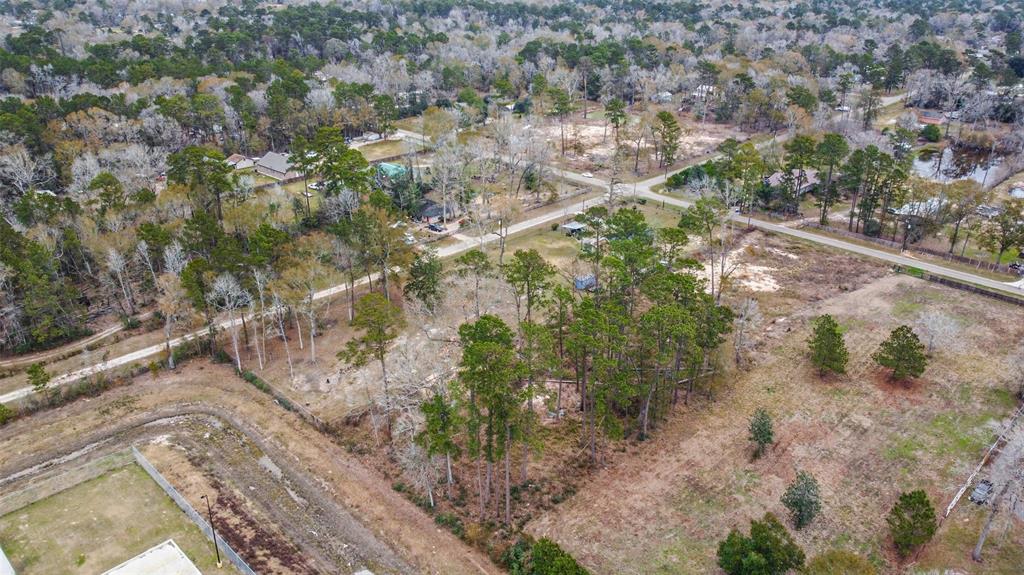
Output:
top-left (4, 97), bottom-right (1018, 404)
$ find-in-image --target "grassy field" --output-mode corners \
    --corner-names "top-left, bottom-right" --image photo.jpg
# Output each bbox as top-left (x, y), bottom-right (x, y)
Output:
top-left (0, 464), bottom-right (236, 575)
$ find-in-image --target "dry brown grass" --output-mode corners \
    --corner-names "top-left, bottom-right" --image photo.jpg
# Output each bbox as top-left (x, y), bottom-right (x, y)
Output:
top-left (524, 245), bottom-right (1024, 574)
top-left (0, 464), bottom-right (234, 575)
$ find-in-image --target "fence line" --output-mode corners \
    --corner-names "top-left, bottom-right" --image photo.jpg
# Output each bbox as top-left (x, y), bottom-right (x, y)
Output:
top-left (945, 403), bottom-right (1024, 517)
top-left (801, 223), bottom-right (1019, 275)
top-left (911, 245), bottom-right (1015, 275)
top-left (132, 447), bottom-right (257, 575)
top-left (799, 222), bottom-right (902, 250)
top-left (892, 265), bottom-right (1024, 306)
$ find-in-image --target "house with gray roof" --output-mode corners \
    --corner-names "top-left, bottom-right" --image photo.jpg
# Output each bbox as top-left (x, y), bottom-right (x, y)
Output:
top-left (255, 152), bottom-right (296, 180)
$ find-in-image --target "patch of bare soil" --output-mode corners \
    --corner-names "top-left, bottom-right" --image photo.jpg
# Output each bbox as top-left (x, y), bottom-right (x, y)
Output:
top-left (142, 436), bottom-right (319, 574)
top-left (721, 231), bottom-right (889, 316)
top-left (532, 109), bottom-right (754, 180)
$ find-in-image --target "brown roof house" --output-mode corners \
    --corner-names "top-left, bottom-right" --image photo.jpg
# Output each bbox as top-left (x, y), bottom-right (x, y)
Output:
top-left (766, 169), bottom-right (820, 194)
top-left (226, 153), bottom-right (255, 170)
top-left (916, 110), bottom-right (945, 126)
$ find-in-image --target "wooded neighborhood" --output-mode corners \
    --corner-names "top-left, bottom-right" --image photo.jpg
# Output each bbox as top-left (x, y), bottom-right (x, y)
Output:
top-left (1, 1), bottom-right (1024, 574)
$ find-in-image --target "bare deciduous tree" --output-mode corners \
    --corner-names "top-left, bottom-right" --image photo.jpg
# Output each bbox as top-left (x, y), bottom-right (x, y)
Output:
top-left (916, 310), bottom-right (960, 356)
top-left (208, 273), bottom-right (252, 372)
top-left (733, 298), bottom-right (762, 367)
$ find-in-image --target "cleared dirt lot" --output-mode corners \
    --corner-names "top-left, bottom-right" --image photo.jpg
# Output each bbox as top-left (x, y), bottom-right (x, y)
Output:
top-left (533, 110), bottom-right (754, 180)
top-left (526, 243), bottom-right (1024, 574)
top-left (0, 464), bottom-right (234, 575)
top-left (0, 363), bottom-right (498, 575)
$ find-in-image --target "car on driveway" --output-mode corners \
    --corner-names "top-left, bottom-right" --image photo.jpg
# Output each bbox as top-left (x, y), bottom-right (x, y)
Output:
top-left (427, 223), bottom-right (447, 233)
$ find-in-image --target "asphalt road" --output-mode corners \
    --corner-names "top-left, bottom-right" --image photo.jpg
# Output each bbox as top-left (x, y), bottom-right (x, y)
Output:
top-left (636, 187), bottom-right (1024, 295)
top-left (5, 94), bottom-right (1017, 403)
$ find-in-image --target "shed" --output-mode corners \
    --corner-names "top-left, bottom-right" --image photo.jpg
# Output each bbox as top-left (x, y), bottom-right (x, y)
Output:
top-left (969, 479), bottom-right (993, 504)
top-left (560, 221), bottom-right (588, 236)
top-left (255, 152), bottom-right (295, 180)
top-left (226, 153), bottom-right (254, 170)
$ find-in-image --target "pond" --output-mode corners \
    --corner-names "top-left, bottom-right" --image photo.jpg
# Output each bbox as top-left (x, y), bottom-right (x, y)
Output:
top-left (912, 146), bottom-right (1010, 186)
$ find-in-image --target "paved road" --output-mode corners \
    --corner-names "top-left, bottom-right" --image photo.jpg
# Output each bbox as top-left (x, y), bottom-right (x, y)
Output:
top-left (635, 188), bottom-right (1024, 295)
top-left (0, 195), bottom-right (603, 404)
top-left (8, 92), bottom-right (1016, 404)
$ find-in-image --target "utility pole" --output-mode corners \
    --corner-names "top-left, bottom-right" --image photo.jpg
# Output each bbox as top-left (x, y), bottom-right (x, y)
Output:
top-left (200, 494), bottom-right (222, 568)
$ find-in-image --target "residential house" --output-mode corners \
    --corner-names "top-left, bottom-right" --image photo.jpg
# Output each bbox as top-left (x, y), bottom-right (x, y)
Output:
top-left (892, 197), bottom-right (946, 217)
top-left (255, 152), bottom-right (296, 180)
top-left (765, 169), bottom-right (820, 194)
top-left (417, 199), bottom-right (460, 223)
top-left (650, 91), bottom-right (674, 104)
top-left (691, 85), bottom-right (717, 99)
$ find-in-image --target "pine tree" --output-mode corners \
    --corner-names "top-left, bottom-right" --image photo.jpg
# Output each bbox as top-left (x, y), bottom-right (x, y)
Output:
top-left (605, 98), bottom-right (627, 145)
top-left (873, 325), bottom-right (927, 380)
top-left (654, 111), bottom-right (682, 170)
top-left (717, 513), bottom-right (805, 575)
top-left (455, 315), bottom-right (523, 523)
top-left (502, 248), bottom-right (555, 324)
top-left (781, 471), bottom-right (821, 529)
top-left (405, 249), bottom-right (444, 313)
top-left (416, 391), bottom-right (461, 495)
top-left (887, 490), bottom-right (937, 556)
top-left (808, 314), bottom-right (848, 375)
top-left (338, 293), bottom-right (406, 437)
top-left (749, 408), bottom-right (774, 458)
